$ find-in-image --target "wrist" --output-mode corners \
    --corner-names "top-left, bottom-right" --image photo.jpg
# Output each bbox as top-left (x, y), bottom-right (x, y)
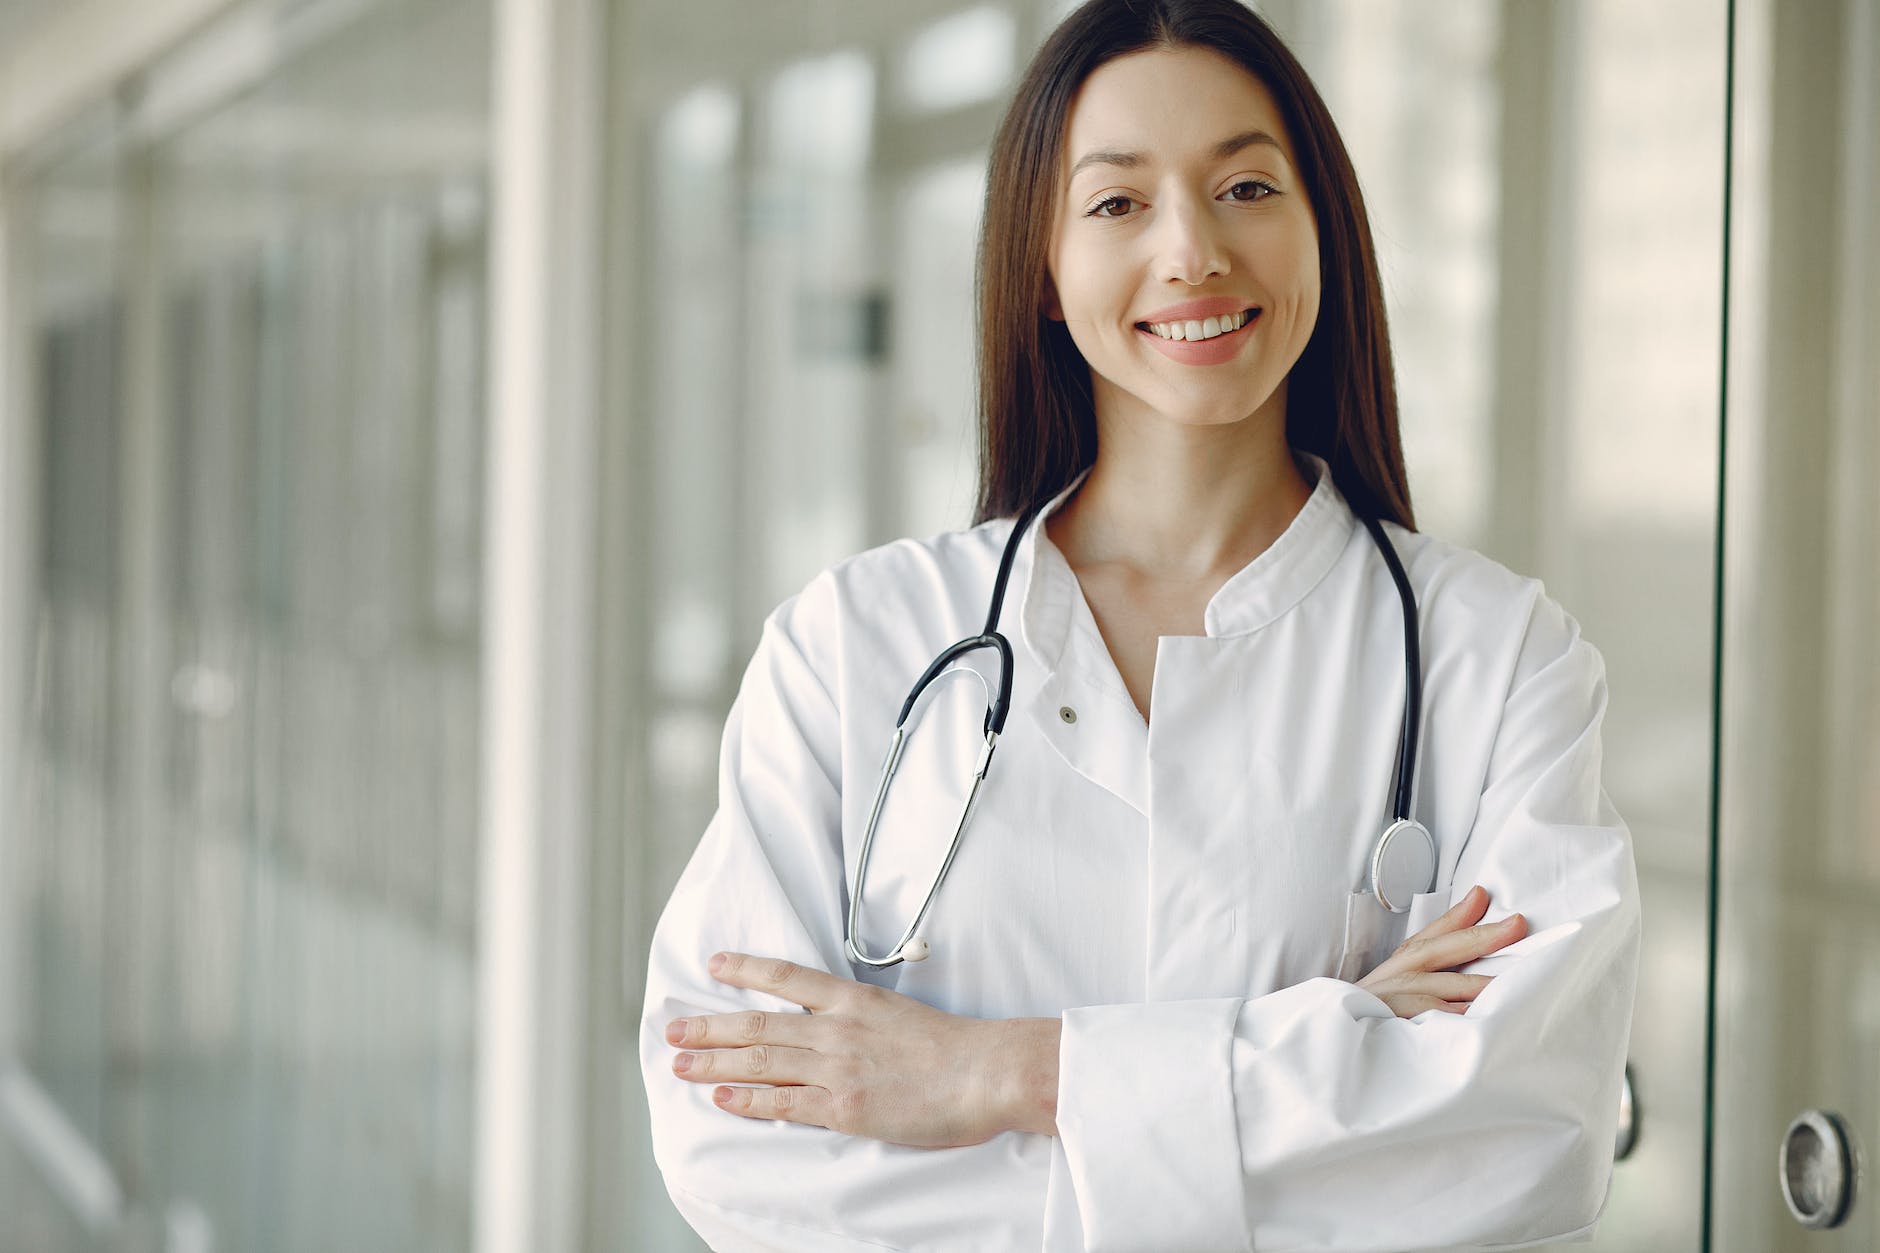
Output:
top-left (990, 1017), bottom-right (1061, 1137)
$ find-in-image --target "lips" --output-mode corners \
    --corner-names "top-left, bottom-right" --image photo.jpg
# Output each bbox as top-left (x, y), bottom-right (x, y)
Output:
top-left (1133, 295), bottom-right (1256, 325)
top-left (1134, 307), bottom-right (1260, 364)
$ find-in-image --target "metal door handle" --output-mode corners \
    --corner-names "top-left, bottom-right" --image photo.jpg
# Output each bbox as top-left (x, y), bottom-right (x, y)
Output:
top-left (1778, 1109), bottom-right (1856, 1229)
top-left (1614, 1061), bottom-right (1638, 1161)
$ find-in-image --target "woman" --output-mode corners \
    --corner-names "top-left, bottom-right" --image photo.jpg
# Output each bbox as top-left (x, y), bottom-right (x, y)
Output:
top-left (641, 1), bottom-right (1640, 1249)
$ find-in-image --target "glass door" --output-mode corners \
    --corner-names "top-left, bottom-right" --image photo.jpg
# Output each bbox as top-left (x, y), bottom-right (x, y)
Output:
top-left (1710, 0), bottom-right (1880, 1246)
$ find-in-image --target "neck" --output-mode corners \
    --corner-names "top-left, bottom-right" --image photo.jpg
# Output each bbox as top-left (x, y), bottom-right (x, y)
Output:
top-left (1047, 408), bottom-right (1314, 584)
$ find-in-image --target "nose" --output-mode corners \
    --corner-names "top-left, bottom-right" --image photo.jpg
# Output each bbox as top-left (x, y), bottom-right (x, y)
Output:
top-left (1153, 192), bottom-right (1229, 286)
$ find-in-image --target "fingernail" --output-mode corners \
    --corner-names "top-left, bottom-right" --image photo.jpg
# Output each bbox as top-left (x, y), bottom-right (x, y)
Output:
top-left (666, 1019), bottom-right (687, 1045)
top-left (709, 953), bottom-right (727, 974)
top-left (673, 1053), bottom-right (693, 1073)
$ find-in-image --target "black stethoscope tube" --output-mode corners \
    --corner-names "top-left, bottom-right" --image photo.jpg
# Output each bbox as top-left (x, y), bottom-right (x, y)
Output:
top-left (848, 483), bottom-right (1426, 968)
top-left (1359, 513), bottom-right (1422, 824)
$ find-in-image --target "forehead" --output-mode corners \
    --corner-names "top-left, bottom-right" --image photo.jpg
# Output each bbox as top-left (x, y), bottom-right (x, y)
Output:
top-left (1061, 45), bottom-right (1292, 178)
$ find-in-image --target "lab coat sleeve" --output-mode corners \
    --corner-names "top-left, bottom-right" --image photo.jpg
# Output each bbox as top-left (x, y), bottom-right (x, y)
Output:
top-left (1050, 590), bottom-right (1642, 1252)
top-left (640, 571), bottom-right (1031, 1253)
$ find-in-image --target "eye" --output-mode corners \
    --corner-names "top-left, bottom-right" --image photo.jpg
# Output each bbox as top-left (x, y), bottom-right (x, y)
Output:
top-left (1226, 178), bottom-right (1280, 203)
top-left (1083, 179), bottom-right (1282, 220)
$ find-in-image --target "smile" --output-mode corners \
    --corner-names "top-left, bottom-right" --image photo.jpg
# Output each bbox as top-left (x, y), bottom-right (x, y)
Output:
top-left (1133, 307), bottom-right (1261, 365)
top-left (1135, 307), bottom-right (1260, 341)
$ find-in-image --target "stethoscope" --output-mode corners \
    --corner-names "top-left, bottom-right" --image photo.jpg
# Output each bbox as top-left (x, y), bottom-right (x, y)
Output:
top-left (844, 485), bottom-right (1436, 969)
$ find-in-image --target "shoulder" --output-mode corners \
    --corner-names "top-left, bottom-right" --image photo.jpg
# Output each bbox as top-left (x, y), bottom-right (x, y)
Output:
top-left (763, 519), bottom-right (1017, 683)
top-left (1377, 523), bottom-right (1606, 699)
top-left (830, 519), bottom-right (1012, 601)
top-left (782, 520), bottom-right (1011, 625)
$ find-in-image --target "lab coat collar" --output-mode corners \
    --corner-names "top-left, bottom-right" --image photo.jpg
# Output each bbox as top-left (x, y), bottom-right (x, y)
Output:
top-left (1006, 450), bottom-right (1354, 819)
top-left (1014, 449), bottom-right (1355, 670)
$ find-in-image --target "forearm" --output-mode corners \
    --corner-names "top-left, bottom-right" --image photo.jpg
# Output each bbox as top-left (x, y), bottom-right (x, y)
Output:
top-left (992, 1016), bottom-right (1062, 1137)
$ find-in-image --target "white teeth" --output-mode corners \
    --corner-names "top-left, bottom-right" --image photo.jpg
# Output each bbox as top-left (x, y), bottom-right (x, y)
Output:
top-left (1144, 309), bottom-right (1253, 341)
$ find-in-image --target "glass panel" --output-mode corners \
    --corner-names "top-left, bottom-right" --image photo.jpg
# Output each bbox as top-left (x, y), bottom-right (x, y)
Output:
top-left (890, 153), bottom-right (990, 530)
top-left (18, 105), bottom-right (126, 1164)
top-left (1712, 0), bottom-right (1880, 1247)
top-left (141, 0), bottom-right (493, 1241)
top-left (8, 0), bottom-right (491, 1247)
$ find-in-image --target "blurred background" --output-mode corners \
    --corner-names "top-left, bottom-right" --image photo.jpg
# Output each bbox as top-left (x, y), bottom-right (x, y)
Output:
top-left (0, 0), bottom-right (1873, 1249)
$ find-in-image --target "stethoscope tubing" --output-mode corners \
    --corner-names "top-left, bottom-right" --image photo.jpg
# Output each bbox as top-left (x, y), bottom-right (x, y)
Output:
top-left (1359, 512), bottom-right (1422, 825)
top-left (846, 483), bottom-right (1427, 968)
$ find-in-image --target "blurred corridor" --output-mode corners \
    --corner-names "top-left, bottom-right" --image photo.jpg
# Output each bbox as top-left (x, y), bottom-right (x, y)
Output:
top-left (0, 0), bottom-right (1877, 1249)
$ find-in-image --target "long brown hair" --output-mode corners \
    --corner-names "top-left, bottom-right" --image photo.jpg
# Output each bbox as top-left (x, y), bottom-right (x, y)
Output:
top-left (970, 0), bottom-right (1414, 531)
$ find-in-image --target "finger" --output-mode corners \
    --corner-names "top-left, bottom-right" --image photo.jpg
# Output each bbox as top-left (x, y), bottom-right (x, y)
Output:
top-left (1443, 885), bottom-right (1492, 925)
top-left (1401, 972), bottom-right (1494, 1002)
top-left (673, 1043), bottom-right (827, 1087)
top-left (712, 1082), bottom-right (834, 1130)
top-left (1415, 885), bottom-right (1490, 938)
top-left (1427, 998), bottom-right (1485, 1017)
top-left (709, 952), bottom-right (851, 1013)
top-left (666, 1008), bottom-right (816, 1049)
top-left (1408, 913), bottom-right (1526, 968)
top-left (1393, 995), bottom-right (1454, 1018)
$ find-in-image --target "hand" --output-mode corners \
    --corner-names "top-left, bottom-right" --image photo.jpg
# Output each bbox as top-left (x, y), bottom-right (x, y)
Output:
top-left (665, 952), bottom-right (1016, 1149)
top-left (1355, 885), bottom-right (1527, 1019)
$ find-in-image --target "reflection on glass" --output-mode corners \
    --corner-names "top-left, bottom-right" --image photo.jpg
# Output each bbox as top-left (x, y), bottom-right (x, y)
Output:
top-left (11, 0), bottom-right (490, 1249)
top-left (752, 50), bottom-right (876, 605)
top-left (891, 155), bottom-right (989, 532)
top-left (18, 104), bottom-right (126, 1171)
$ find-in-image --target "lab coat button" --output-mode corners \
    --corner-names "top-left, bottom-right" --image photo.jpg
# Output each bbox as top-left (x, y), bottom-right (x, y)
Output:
top-left (1058, 705), bottom-right (1077, 724)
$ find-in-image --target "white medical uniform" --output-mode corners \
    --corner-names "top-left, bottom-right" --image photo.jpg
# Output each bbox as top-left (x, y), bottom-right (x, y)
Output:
top-left (639, 451), bottom-right (1641, 1253)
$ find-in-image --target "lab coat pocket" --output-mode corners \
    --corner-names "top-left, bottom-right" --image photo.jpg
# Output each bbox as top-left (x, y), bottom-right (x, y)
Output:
top-left (1335, 888), bottom-right (1451, 983)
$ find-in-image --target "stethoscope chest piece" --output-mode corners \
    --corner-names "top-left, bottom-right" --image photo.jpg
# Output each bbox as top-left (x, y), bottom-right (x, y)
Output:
top-left (1370, 817), bottom-right (1436, 913)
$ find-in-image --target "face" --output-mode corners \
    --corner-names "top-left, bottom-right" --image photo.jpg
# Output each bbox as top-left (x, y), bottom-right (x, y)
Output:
top-left (1045, 45), bottom-right (1320, 433)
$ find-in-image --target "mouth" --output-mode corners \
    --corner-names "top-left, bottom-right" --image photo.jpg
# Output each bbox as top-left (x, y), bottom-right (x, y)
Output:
top-left (1134, 307), bottom-right (1261, 342)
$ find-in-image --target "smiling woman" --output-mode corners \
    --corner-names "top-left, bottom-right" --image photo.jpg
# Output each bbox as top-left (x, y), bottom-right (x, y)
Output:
top-left (639, 2), bottom-right (1640, 1250)
top-left (974, 6), bottom-right (1411, 539)
top-left (1044, 47), bottom-right (1323, 456)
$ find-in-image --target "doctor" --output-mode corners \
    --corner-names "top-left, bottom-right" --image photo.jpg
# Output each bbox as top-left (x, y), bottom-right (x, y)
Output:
top-left (641, 1), bottom-right (1641, 1249)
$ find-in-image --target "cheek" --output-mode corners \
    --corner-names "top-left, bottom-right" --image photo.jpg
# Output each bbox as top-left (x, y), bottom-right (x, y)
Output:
top-left (1295, 270), bottom-right (1321, 337)
top-left (1281, 240), bottom-right (1321, 340)
top-left (1050, 252), bottom-right (1099, 325)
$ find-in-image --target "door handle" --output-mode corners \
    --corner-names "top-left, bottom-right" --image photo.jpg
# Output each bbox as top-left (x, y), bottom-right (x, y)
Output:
top-left (1778, 1109), bottom-right (1857, 1229)
top-left (1614, 1061), bottom-right (1638, 1161)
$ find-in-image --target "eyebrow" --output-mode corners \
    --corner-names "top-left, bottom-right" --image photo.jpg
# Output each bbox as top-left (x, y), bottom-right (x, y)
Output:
top-left (1068, 128), bottom-right (1285, 183)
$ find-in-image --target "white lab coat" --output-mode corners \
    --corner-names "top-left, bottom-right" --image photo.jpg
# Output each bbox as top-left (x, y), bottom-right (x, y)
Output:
top-left (639, 451), bottom-right (1641, 1252)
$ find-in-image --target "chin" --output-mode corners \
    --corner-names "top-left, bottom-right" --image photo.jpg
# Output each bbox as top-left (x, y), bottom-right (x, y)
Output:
top-left (1155, 392), bottom-right (1271, 428)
